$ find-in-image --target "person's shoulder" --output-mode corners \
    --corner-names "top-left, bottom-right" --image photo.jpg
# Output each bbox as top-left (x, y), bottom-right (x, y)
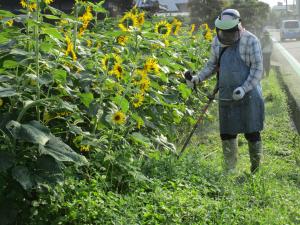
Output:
top-left (241, 30), bottom-right (259, 45)
top-left (241, 30), bottom-right (259, 43)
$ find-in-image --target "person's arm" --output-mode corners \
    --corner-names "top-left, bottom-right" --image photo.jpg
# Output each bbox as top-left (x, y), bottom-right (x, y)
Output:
top-left (241, 37), bottom-right (263, 93)
top-left (196, 37), bottom-right (218, 82)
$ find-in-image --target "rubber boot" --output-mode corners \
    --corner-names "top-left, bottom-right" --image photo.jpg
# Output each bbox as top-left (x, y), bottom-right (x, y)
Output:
top-left (248, 141), bottom-right (263, 173)
top-left (222, 139), bottom-right (238, 172)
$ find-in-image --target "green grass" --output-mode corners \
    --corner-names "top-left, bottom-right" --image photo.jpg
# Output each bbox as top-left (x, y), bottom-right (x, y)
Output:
top-left (31, 71), bottom-right (300, 225)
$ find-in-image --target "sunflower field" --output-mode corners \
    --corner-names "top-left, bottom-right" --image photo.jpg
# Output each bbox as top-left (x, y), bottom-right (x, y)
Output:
top-left (0, 0), bottom-right (217, 223)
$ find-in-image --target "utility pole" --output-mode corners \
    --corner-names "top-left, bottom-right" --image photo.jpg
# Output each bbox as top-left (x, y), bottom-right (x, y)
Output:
top-left (297, 0), bottom-right (300, 18)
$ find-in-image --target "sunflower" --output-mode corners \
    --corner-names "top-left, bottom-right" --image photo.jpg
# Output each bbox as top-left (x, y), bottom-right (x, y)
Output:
top-left (119, 12), bottom-right (138, 32)
top-left (79, 6), bottom-right (93, 36)
top-left (132, 69), bottom-right (147, 84)
top-left (132, 92), bottom-right (144, 108)
top-left (80, 145), bottom-right (90, 152)
top-left (205, 29), bottom-right (213, 42)
top-left (137, 12), bottom-right (145, 27)
top-left (112, 111), bottom-right (126, 125)
top-left (5, 20), bottom-right (13, 27)
top-left (139, 77), bottom-right (151, 93)
top-left (101, 54), bottom-right (122, 71)
top-left (201, 23), bottom-right (209, 30)
top-left (65, 35), bottom-right (77, 61)
top-left (20, 0), bottom-right (37, 11)
top-left (117, 35), bottom-right (128, 46)
top-left (112, 82), bottom-right (125, 95)
top-left (44, 0), bottom-right (54, 4)
top-left (144, 58), bottom-right (159, 74)
top-left (20, 0), bottom-right (26, 8)
top-left (171, 18), bottom-right (182, 35)
top-left (109, 63), bottom-right (124, 79)
top-left (155, 20), bottom-right (172, 39)
top-left (189, 24), bottom-right (196, 35)
top-left (86, 39), bottom-right (92, 47)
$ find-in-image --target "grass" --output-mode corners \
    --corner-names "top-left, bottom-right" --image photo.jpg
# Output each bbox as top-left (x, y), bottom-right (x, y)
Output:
top-left (31, 70), bottom-right (300, 224)
top-left (140, 70), bottom-right (300, 224)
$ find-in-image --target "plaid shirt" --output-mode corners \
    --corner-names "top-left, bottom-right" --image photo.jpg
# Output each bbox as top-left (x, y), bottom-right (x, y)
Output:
top-left (197, 30), bottom-right (263, 93)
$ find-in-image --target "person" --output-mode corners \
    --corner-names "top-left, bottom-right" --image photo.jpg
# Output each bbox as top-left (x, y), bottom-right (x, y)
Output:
top-left (186, 9), bottom-right (264, 174)
top-left (261, 30), bottom-right (273, 77)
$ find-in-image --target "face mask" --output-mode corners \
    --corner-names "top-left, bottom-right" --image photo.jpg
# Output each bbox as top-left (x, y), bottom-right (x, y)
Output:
top-left (217, 27), bottom-right (240, 45)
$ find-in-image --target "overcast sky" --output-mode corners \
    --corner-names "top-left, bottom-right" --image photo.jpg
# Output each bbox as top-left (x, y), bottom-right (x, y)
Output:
top-left (157, 0), bottom-right (297, 11)
top-left (259, 0), bottom-right (296, 7)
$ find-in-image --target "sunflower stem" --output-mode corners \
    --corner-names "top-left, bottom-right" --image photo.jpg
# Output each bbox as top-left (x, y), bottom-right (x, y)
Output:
top-left (34, 0), bottom-right (41, 122)
top-left (73, 2), bottom-right (78, 50)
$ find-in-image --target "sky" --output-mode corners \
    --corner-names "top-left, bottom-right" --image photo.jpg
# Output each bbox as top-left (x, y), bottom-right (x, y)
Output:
top-left (259, 0), bottom-right (296, 7)
top-left (157, 0), bottom-right (297, 12)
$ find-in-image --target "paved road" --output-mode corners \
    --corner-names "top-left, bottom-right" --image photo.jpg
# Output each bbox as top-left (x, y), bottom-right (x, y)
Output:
top-left (269, 30), bottom-right (300, 63)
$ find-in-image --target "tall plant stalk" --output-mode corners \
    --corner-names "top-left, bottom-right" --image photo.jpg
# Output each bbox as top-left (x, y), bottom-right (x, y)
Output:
top-left (34, 0), bottom-right (41, 121)
top-left (73, 2), bottom-right (78, 50)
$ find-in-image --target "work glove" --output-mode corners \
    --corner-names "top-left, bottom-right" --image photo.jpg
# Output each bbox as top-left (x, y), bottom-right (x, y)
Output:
top-left (184, 71), bottom-right (200, 89)
top-left (232, 87), bottom-right (245, 101)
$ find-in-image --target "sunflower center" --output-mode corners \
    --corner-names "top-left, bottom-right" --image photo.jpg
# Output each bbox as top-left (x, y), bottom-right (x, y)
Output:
top-left (124, 18), bottom-right (134, 28)
top-left (158, 25), bottom-right (168, 35)
top-left (117, 66), bottom-right (122, 73)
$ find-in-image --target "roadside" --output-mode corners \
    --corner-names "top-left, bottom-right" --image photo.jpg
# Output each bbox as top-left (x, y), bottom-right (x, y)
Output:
top-left (269, 29), bottom-right (300, 133)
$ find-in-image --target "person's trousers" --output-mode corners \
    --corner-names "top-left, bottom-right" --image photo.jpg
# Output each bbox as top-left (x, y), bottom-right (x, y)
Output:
top-left (263, 53), bottom-right (271, 76)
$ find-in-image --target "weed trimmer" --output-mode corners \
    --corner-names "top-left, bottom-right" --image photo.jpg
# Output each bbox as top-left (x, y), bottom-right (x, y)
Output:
top-left (177, 72), bottom-right (219, 159)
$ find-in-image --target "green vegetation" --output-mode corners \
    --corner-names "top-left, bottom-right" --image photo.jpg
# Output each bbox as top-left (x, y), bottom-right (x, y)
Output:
top-left (29, 72), bottom-right (300, 224)
top-left (0, 1), bottom-right (299, 224)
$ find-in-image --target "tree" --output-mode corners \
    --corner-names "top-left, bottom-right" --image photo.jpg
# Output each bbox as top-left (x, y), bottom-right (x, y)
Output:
top-left (188, 0), bottom-right (227, 27)
top-left (106, 0), bottom-right (135, 16)
top-left (230, 0), bottom-right (270, 36)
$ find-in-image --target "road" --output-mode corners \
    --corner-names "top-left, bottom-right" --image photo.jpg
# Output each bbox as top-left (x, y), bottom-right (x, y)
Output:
top-left (269, 30), bottom-right (300, 63)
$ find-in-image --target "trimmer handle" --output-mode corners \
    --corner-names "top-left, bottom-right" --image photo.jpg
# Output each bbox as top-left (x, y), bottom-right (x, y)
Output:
top-left (184, 71), bottom-right (192, 81)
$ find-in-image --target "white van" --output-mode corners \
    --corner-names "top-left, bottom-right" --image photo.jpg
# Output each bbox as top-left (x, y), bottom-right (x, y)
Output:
top-left (280, 20), bottom-right (300, 41)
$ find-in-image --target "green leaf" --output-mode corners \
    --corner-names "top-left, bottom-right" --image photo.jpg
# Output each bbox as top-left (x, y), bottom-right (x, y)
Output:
top-left (12, 166), bottom-right (33, 190)
top-left (41, 27), bottom-right (64, 41)
top-left (3, 60), bottom-right (18, 69)
top-left (132, 113), bottom-right (144, 128)
top-left (0, 10), bottom-right (15, 17)
top-left (10, 49), bottom-right (29, 56)
top-left (6, 121), bottom-right (50, 145)
top-left (43, 14), bottom-right (60, 20)
top-left (40, 42), bottom-right (54, 53)
top-left (112, 96), bottom-right (129, 113)
top-left (53, 69), bottom-right (67, 84)
top-left (0, 152), bottom-right (15, 172)
top-left (89, 1), bottom-right (107, 13)
top-left (178, 83), bottom-right (192, 99)
top-left (79, 92), bottom-right (94, 108)
top-left (0, 87), bottom-right (18, 97)
top-left (130, 132), bottom-right (151, 147)
top-left (35, 155), bottom-right (64, 185)
top-left (40, 137), bottom-right (88, 165)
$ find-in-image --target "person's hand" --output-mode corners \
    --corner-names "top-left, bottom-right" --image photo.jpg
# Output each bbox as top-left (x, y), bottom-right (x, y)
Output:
top-left (232, 87), bottom-right (245, 101)
top-left (184, 71), bottom-right (199, 89)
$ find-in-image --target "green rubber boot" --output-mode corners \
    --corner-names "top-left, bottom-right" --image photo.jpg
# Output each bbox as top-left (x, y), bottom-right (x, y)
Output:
top-left (248, 141), bottom-right (263, 173)
top-left (222, 139), bottom-right (238, 172)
